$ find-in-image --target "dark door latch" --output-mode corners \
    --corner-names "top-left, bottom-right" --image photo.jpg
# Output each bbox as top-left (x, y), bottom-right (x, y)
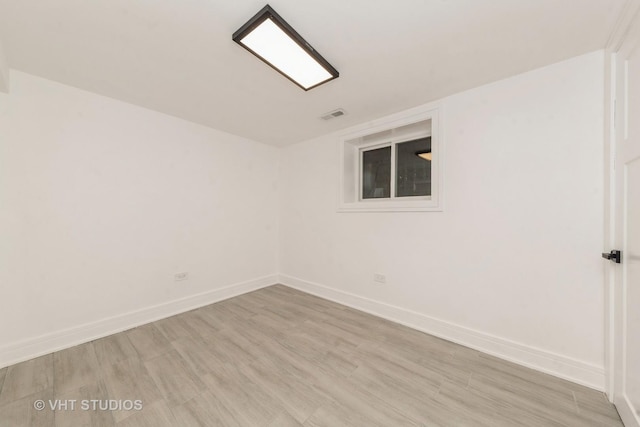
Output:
top-left (602, 250), bottom-right (622, 263)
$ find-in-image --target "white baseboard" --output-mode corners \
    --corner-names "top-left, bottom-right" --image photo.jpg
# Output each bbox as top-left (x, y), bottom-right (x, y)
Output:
top-left (615, 394), bottom-right (640, 426)
top-left (279, 274), bottom-right (605, 391)
top-left (0, 275), bottom-right (278, 369)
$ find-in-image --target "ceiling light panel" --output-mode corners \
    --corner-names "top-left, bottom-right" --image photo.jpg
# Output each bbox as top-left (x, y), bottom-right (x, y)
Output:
top-left (233, 5), bottom-right (339, 90)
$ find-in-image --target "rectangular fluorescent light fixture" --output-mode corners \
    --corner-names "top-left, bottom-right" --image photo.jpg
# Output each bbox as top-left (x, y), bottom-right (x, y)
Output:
top-left (233, 5), bottom-right (339, 90)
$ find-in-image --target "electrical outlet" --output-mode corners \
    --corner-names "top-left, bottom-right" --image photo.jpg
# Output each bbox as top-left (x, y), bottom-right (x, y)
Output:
top-left (373, 273), bottom-right (386, 284)
top-left (174, 272), bottom-right (189, 281)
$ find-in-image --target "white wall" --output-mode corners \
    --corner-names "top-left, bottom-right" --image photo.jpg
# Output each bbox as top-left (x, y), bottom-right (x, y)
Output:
top-left (279, 51), bottom-right (606, 389)
top-left (0, 71), bottom-right (279, 366)
top-left (0, 39), bottom-right (8, 93)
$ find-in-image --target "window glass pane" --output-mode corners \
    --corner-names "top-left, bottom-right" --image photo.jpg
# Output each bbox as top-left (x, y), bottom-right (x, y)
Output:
top-left (362, 146), bottom-right (391, 199)
top-left (396, 137), bottom-right (431, 197)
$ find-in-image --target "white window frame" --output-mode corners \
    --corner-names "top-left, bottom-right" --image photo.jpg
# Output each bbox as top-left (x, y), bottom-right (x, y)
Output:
top-left (338, 106), bottom-right (442, 212)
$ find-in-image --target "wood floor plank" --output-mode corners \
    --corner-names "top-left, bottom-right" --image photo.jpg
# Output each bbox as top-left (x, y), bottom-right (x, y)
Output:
top-left (352, 343), bottom-right (443, 389)
top-left (144, 350), bottom-right (206, 407)
top-left (348, 364), bottom-right (443, 425)
top-left (210, 299), bottom-right (255, 321)
top-left (154, 309), bottom-right (219, 343)
top-left (171, 336), bottom-right (225, 377)
top-left (242, 357), bottom-right (331, 423)
top-left (0, 354), bottom-right (53, 406)
top-left (54, 380), bottom-right (115, 427)
top-left (320, 307), bottom-right (388, 342)
top-left (223, 324), bottom-right (324, 385)
top-left (572, 388), bottom-right (624, 426)
top-left (53, 342), bottom-right (102, 395)
top-left (467, 371), bottom-right (596, 427)
top-left (154, 314), bottom-right (204, 343)
top-left (0, 368), bottom-right (6, 397)
top-left (126, 324), bottom-right (173, 360)
top-left (464, 350), bottom-right (584, 396)
top-left (115, 400), bottom-right (177, 427)
top-left (300, 315), bottom-right (380, 350)
top-left (236, 289), bottom-right (282, 309)
top-left (0, 387), bottom-right (54, 427)
top-left (267, 409), bottom-right (304, 427)
top-left (226, 292), bottom-right (269, 314)
top-left (469, 366), bottom-right (577, 414)
top-left (170, 390), bottom-right (244, 427)
top-left (191, 306), bottom-right (228, 331)
top-left (206, 327), bottom-right (267, 366)
top-left (261, 300), bottom-right (333, 326)
top-left (433, 381), bottom-right (533, 427)
top-left (298, 320), bottom-right (361, 354)
top-left (92, 333), bottom-right (138, 369)
top-left (306, 373), bottom-right (420, 427)
top-left (180, 310), bottom-right (223, 336)
top-left (268, 287), bottom-right (337, 313)
top-left (101, 357), bottom-right (163, 422)
top-left (361, 341), bottom-right (471, 391)
top-left (275, 332), bottom-right (358, 378)
top-left (201, 362), bottom-right (283, 426)
top-left (241, 314), bottom-right (297, 342)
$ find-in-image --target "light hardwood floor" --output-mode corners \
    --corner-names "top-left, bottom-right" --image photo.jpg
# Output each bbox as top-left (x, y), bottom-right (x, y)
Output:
top-left (0, 285), bottom-right (623, 426)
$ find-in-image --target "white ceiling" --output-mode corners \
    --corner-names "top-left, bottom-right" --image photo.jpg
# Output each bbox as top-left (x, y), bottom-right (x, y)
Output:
top-left (0, 0), bottom-right (627, 146)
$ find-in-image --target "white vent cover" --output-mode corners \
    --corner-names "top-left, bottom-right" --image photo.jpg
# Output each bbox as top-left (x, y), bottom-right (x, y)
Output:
top-left (320, 108), bottom-right (347, 121)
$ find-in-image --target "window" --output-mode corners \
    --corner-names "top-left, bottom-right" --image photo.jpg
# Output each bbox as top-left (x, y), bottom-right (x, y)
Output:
top-left (338, 107), bottom-right (441, 212)
top-left (361, 137), bottom-right (432, 200)
top-left (362, 146), bottom-right (391, 199)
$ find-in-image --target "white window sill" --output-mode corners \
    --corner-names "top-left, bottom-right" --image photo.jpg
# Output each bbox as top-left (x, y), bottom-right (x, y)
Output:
top-left (337, 200), bottom-right (443, 213)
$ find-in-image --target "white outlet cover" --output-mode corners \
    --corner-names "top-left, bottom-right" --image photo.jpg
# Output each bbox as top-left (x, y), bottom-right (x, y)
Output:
top-left (174, 272), bottom-right (189, 281)
top-left (373, 273), bottom-right (386, 284)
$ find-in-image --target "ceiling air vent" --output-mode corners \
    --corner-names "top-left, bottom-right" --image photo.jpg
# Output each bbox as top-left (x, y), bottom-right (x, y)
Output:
top-left (320, 108), bottom-right (347, 121)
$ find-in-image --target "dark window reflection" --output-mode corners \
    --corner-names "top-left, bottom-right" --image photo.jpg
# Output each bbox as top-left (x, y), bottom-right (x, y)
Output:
top-left (362, 146), bottom-right (391, 199)
top-left (396, 137), bottom-right (431, 197)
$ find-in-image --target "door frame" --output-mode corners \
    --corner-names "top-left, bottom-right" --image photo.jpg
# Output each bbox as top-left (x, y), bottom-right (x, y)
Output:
top-left (604, 0), bottom-right (640, 404)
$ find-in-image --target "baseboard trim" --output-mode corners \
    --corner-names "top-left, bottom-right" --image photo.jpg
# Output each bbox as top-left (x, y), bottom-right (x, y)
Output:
top-left (279, 274), bottom-right (605, 391)
top-left (0, 274), bottom-right (278, 369)
top-left (615, 394), bottom-right (640, 426)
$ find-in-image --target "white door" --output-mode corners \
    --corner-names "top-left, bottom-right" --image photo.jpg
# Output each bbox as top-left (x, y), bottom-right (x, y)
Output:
top-left (611, 8), bottom-right (640, 427)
